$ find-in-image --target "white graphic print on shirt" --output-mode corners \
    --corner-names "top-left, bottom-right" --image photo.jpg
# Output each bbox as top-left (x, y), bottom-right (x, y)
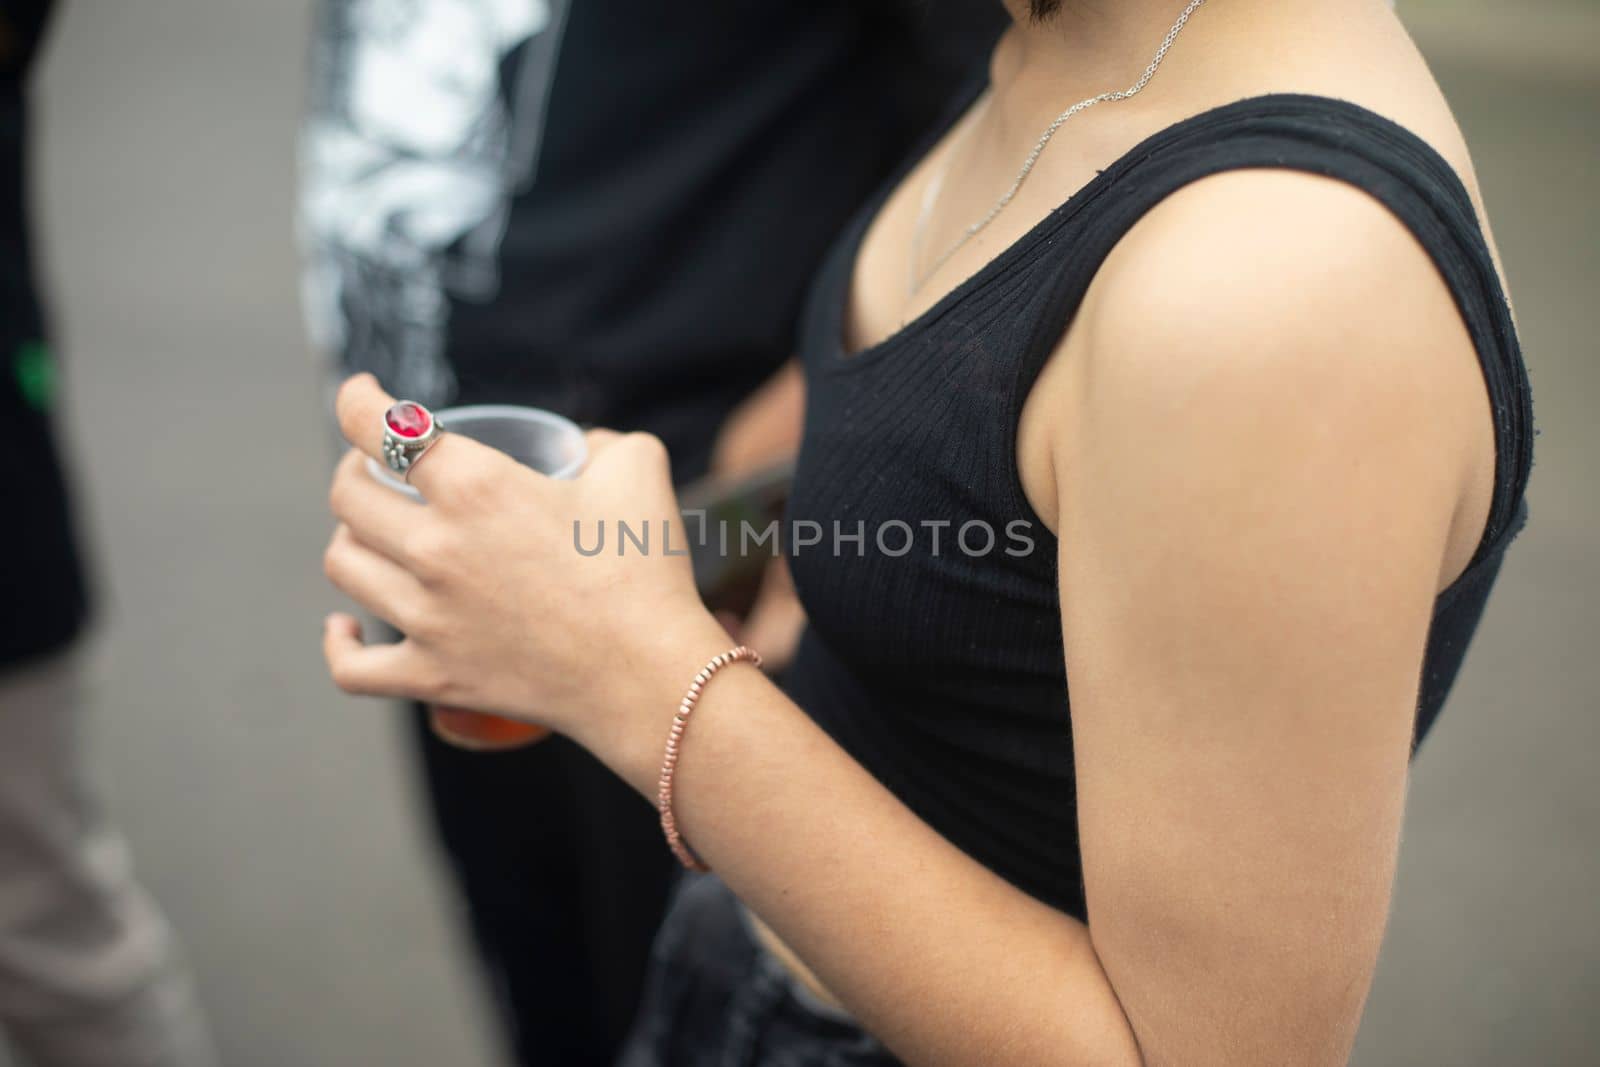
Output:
top-left (301, 0), bottom-right (569, 403)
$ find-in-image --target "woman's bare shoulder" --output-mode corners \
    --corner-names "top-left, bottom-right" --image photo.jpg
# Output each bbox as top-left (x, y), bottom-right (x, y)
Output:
top-left (1020, 162), bottom-right (1496, 593)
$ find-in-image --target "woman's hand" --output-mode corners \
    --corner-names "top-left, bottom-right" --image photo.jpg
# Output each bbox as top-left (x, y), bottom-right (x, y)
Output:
top-left (320, 374), bottom-right (732, 764)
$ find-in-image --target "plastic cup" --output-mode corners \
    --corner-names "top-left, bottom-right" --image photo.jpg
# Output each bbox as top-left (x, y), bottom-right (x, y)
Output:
top-left (366, 404), bottom-right (587, 750)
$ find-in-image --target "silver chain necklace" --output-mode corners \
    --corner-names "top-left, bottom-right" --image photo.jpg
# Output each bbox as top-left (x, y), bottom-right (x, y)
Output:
top-left (909, 0), bottom-right (1208, 295)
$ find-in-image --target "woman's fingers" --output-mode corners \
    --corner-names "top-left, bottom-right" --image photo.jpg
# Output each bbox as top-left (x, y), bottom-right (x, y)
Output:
top-left (333, 373), bottom-right (518, 507)
top-left (334, 373), bottom-right (398, 457)
top-left (583, 427), bottom-right (621, 453)
top-left (322, 613), bottom-right (438, 699)
top-left (323, 523), bottom-right (429, 632)
top-left (328, 449), bottom-right (430, 563)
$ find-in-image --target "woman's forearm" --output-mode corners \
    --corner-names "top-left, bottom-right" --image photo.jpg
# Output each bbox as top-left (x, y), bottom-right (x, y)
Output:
top-left (583, 620), bottom-right (1143, 1067)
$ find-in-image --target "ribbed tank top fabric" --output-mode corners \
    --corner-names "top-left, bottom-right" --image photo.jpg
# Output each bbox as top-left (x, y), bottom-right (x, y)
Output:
top-left (781, 92), bottom-right (1535, 917)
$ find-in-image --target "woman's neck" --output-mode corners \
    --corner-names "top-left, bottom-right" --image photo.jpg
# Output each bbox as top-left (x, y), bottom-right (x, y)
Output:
top-left (997, 0), bottom-right (1210, 80)
top-left (987, 0), bottom-right (1364, 135)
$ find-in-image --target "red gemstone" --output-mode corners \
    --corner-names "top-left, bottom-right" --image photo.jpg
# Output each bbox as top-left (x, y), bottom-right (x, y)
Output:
top-left (385, 401), bottom-right (431, 439)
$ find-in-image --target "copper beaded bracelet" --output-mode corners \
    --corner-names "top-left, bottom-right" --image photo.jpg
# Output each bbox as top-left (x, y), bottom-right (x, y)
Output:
top-left (656, 645), bottom-right (763, 871)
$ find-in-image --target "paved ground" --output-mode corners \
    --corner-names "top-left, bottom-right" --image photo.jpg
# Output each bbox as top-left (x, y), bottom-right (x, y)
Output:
top-left (7, 3), bottom-right (1595, 1065)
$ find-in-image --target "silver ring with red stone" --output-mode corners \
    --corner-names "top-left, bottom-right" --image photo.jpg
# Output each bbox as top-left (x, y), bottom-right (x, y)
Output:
top-left (381, 400), bottom-right (444, 480)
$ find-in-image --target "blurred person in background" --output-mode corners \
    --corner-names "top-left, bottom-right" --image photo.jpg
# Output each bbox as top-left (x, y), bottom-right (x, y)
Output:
top-left (299, 1), bottom-right (1002, 1064)
top-left (0, 4), bottom-right (214, 1065)
top-left (316, 0), bottom-right (1536, 1063)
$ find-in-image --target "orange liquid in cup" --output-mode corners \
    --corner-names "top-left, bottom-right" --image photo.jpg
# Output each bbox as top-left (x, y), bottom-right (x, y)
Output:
top-left (429, 706), bottom-right (552, 750)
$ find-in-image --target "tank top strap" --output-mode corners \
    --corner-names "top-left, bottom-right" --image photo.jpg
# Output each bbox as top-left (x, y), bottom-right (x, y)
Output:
top-left (1007, 93), bottom-right (1534, 573)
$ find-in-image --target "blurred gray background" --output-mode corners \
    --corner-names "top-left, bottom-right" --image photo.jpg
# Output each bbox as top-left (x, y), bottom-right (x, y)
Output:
top-left (9, 1), bottom-right (1596, 1064)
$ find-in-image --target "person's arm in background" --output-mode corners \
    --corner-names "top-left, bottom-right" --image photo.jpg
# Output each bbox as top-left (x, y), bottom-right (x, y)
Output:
top-left (707, 359), bottom-right (808, 666)
top-left (710, 359), bottom-right (804, 477)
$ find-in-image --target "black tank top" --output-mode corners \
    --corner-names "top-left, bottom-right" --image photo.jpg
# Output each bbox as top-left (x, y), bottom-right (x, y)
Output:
top-left (783, 93), bottom-right (1536, 917)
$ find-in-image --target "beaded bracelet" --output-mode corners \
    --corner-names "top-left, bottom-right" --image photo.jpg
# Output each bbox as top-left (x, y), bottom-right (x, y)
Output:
top-left (656, 645), bottom-right (763, 871)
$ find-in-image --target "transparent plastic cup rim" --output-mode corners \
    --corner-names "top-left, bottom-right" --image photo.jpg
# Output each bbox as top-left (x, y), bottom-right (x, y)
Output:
top-left (364, 404), bottom-right (588, 502)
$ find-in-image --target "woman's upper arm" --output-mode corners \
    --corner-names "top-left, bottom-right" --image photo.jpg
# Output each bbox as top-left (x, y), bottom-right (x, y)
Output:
top-left (1049, 170), bottom-right (1483, 1065)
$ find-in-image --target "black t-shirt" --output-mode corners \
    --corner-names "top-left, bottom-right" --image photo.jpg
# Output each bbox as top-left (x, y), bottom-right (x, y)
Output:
top-left (302, 0), bottom-right (1003, 479)
top-left (2, 0), bottom-right (91, 668)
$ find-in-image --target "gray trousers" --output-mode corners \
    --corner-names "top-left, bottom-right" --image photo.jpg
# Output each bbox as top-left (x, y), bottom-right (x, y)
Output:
top-left (0, 654), bottom-right (214, 1067)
